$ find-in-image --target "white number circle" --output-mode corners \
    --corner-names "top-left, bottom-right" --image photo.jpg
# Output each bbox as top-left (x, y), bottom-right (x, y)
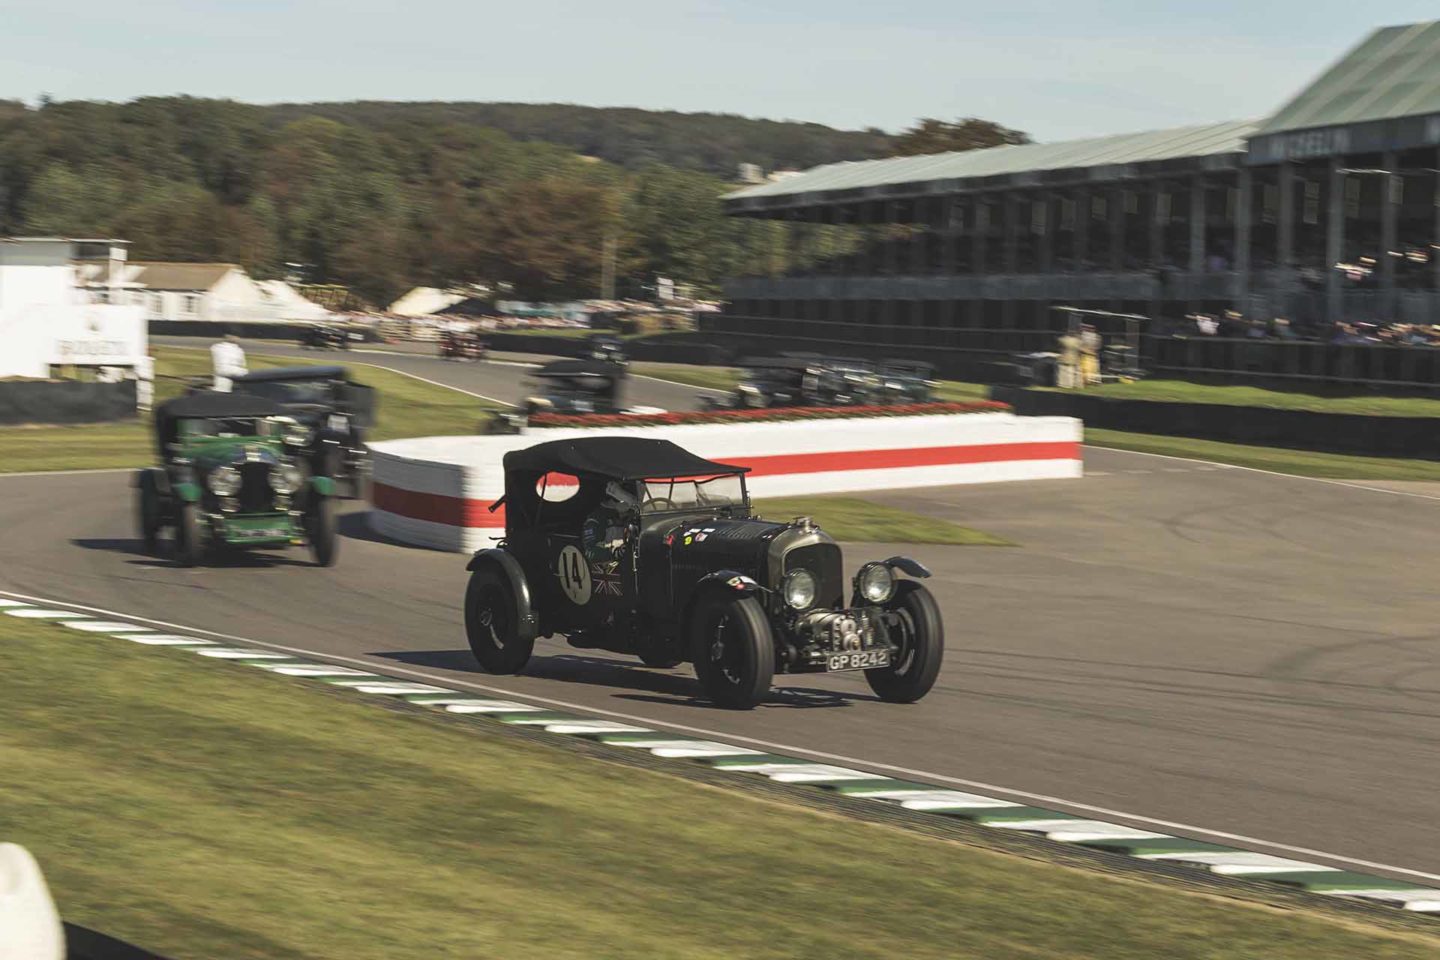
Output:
top-left (557, 545), bottom-right (592, 605)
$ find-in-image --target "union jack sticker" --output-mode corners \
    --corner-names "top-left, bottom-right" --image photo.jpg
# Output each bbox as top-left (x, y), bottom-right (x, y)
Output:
top-left (590, 560), bottom-right (623, 596)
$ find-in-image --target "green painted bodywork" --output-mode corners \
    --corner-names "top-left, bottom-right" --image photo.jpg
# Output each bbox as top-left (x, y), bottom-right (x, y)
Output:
top-left (310, 475), bottom-right (336, 497)
top-left (174, 482), bottom-right (202, 503)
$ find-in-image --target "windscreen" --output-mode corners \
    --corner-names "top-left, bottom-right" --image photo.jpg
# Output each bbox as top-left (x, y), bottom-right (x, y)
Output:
top-left (241, 379), bottom-right (335, 405)
top-left (638, 474), bottom-right (744, 513)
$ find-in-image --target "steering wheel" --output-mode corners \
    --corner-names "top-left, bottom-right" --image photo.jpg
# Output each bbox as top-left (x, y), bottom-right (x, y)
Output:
top-left (643, 496), bottom-right (678, 512)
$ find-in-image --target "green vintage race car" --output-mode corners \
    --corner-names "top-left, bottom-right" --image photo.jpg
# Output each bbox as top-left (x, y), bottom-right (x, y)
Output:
top-left (135, 392), bottom-right (340, 567)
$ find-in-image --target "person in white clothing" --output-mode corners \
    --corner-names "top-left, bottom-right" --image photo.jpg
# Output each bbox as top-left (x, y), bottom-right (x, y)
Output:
top-left (134, 351), bottom-right (155, 412)
top-left (211, 334), bottom-right (248, 392)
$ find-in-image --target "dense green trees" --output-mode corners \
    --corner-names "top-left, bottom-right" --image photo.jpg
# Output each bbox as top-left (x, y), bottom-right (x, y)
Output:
top-left (889, 118), bottom-right (1031, 157)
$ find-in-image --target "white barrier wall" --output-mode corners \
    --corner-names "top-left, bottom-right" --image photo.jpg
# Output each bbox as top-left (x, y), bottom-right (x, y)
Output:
top-left (0, 844), bottom-right (64, 960)
top-left (370, 413), bottom-right (1082, 552)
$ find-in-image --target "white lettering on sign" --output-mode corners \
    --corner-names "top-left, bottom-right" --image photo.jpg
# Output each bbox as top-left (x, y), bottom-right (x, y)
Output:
top-left (558, 545), bottom-right (592, 605)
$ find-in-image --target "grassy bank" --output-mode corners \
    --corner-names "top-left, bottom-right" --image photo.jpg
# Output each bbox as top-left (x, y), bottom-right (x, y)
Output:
top-left (0, 346), bottom-right (500, 473)
top-left (1045, 379), bottom-right (1440, 418)
top-left (1086, 428), bottom-right (1440, 481)
top-left (756, 495), bottom-right (1013, 545)
top-left (3, 617), bottom-right (1437, 959)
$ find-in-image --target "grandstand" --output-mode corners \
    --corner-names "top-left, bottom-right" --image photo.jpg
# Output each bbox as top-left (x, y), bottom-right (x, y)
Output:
top-left (713, 20), bottom-right (1440, 387)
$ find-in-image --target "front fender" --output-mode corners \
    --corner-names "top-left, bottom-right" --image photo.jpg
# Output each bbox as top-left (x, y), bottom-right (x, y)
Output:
top-left (173, 481), bottom-right (202, 503)
top-left (466, 549), bottom-right (537, 642)
top-left (309, 475), bottom-right (337, 497)
top-left (883, 556), bottom-right (931, 578)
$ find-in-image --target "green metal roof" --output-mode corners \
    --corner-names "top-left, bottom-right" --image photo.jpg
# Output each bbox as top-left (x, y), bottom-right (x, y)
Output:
top-left (1258, 20), bottom-right (1440, 135)
top-left (725, 119), bottom-right (1256, 203)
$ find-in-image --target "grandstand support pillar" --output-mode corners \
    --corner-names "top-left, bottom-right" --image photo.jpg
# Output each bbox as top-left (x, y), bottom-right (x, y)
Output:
top-left (1003, 194), bottom-right (1019, 273)
top-left (943, 196), bottom-right (960, 275)
top-left (972, 199), bottom-right (988, 275)
top-left (1189, 178), bottom-right (1206, 274)
top-left (1076, 188), bottom-right (1091, 269)
top-left (1381, 150), bottom-right (1398, 319)
top-left (885, 201), bottom-right (900, 276)
top-left (1149, 181), bottom-right (1166, 268)
top-left (1278, 162), bottom-right (1296, 267)
top-left (1109, 187), bottom-right (1124, 270)
top-left (1234, 169), bottom-right (1252, 313)
top-left (1326, 159), bottom-right (1344, 329)
top-left (1434, 150), bottom-right (1440, 291)
top-left (1039, 193), bottom-right (1054, 273)
top-left (860, 200), bottom-right (878, 275)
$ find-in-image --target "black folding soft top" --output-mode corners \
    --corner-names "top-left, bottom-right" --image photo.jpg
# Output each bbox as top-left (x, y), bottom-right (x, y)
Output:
top-left (504, 437), bottom-right (748, 481)
top-left (233, 366), bottom-right (347, 383)
top-left (153, 392), bottom-right (287, 451)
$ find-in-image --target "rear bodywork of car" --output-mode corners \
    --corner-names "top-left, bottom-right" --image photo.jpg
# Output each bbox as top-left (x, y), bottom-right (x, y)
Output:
top-left (523, 359), bottom-right (627, 416)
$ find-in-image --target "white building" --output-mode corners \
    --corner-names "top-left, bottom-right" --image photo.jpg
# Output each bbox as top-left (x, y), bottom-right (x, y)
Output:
top-left (0, 238), bottom-right (146, 379)
top-left (83, 262), bottom-right (331, 324)
top-left (388, 286), bottom-right (466, 317)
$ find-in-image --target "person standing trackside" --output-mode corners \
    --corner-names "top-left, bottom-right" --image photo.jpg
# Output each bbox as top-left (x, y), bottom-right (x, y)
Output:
top-left (1079, 323), bottom-right (1102, 387)
top-left (211, 333), bottom-right (247, 392)
top-left (134, 349), bottom-right (155, 413)
top-left (1056, 329), bottom-right (1081, 389)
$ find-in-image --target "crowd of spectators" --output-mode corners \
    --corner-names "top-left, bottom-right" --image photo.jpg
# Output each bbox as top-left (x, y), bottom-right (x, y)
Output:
top-left (1152, 311), bottom-right (1440, 346)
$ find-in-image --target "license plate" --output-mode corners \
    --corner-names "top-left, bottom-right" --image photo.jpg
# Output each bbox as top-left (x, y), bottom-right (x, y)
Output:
top-left (825, 649), bottom-right (891, 672)
top-left (235, 527), bottom-right (287, 540)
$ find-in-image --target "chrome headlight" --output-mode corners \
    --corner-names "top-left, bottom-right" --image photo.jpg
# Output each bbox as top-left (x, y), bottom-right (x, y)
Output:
top-left (271, 462), bottom-right (304, 496)
top-left (208, 465), bottom-right (241, 497)
top-left (283, 421), bottom-right (313, 447)
top-left (783, 569), bottom-right (817, 611)
top-left (856, 562), bottom-right (895, 604)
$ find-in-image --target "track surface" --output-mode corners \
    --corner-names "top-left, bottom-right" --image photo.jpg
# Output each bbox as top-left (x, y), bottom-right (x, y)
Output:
top-left (152, 336), bottom-right (713, 412)
top-left (11, 344), bottom-right (1440, 881)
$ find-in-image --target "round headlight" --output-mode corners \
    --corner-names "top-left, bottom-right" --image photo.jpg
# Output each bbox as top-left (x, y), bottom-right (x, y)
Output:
top-left (783, 569), bottom-right (817, 610)
top-left (208, 465), bottom-right (241, 497)
top-left (857, 562), bottom-right (895, 604)
top-left (271, 462), bottom-right (304, 496)
top-left (283, 422), bottom-right (313, 447)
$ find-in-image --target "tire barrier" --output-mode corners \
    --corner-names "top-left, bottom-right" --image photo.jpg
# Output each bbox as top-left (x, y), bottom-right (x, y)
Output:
top-left (0, 844), bottom-right (63, 960)
top-left (992, 386), bottom-right (1440, 461)
top-left (0, 379), bottom-right (137, 425)
top-left (369, 412), bottom-right (1083, 551)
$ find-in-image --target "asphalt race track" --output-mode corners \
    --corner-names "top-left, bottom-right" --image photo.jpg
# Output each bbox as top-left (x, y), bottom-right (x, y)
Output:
top-left (8, 346), bottom-right (1440, 885)
top-left (151, 336), bottom-right (714, 412)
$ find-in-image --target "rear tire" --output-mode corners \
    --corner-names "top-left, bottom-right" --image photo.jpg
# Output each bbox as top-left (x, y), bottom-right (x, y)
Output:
top-left (307, 495), bottom-right (338, 567)
top-left (690, 594), bottom-right (774, 709)
top-left (865, 581), bottom-right (943, 703)
top-left (465, 564), bottom-right (533, 673)
top-left (173, 501), bottom-right (203, 567)
top-left (136, 471), bottom-right (160, 555)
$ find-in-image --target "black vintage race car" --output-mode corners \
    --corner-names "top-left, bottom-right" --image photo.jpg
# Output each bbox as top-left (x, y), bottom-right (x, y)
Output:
top-left (230, 366), bottom-right (376, 499)
top-left (588, 335), bottom-right (627, 366)
top-left (462, 437), bottom-right (943, 708)
top-left (136, 392), bottom-right (339, 567)
top-left (522, 359), bottom-right (627, 417)
top-left (876, 360), bottom-right (938, 404)
top-left (440, 328), bottom-right (488, 361)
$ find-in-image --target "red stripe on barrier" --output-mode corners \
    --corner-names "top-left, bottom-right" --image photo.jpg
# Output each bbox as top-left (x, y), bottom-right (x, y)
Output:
top-left (373, 440), bottom-right (1079, 529)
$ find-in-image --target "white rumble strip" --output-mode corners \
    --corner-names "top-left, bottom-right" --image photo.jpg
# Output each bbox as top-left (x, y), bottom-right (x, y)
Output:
top-left (3, 589), bottom-right (1440, 916)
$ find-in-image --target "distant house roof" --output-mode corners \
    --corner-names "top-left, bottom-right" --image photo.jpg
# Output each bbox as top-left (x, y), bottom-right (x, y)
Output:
top-left (130, 262), bottom-right (239, 292)
top-left (1258, 20), bottom-right (1440, 136)
top-left (724, 119), bottom-right (1256, 210)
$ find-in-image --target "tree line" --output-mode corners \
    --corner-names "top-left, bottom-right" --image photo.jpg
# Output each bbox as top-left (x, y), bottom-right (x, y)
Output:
top-left (0, 98), bottom-right (1026, 306)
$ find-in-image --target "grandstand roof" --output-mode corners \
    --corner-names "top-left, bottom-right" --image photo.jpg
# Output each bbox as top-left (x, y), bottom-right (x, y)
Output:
top-left (1258, 20), bottom-right (1440, 135)
top-left (725, 119), bottom-right (1256, 209)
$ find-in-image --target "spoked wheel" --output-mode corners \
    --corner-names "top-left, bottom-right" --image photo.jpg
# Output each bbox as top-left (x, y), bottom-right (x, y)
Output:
top-left (865, 581), bottom-right (944, 703)
top-left (136, 471), bottom-right (160, 556)
top-left (306, 495), bottom-right (338, 567)
top-left (173, 501), bottom-right (203, 567)
top-left (690, 594), bottom-right (773, 709)
top-left (465, 565), bottom-right (533, 674)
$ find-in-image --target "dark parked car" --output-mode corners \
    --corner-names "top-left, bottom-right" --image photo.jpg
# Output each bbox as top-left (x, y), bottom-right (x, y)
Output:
top-left (522, 359), bottom-right (627, 417)
top-left (440, 328), bottom-right (488, 361)
top-left (462, 437), bottom-right (943, 708)
top-left (230, 366), bottom-right (376, 499)
top-left (702, 356), bottom-right (815, 410)
top-left (588, 335), bottom-right (627, 366)
top-left (876, 360), bottom-right (938, 404)
top-left (136, 392), bottom-right (339, 566)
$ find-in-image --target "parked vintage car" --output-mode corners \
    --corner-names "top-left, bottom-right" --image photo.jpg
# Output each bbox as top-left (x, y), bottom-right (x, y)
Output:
top-left (299, 324), bottom-right (364, 350)
top-left (587, 335), bottom-right (627, 366)
top-left (229, 365), bottom-right (376, 499)
top-left (462, 437), bottom-right (943, 708)
top-left (135, 392), bottom-right (339, 567)
top-left (701, 356), bottom-right (815, 410)
top-left (876, 360), bottom-right (939, 404)
top-left (440, 328), bottom-right (488, 361)
top-left (522, 359), bottom-right (627, 417)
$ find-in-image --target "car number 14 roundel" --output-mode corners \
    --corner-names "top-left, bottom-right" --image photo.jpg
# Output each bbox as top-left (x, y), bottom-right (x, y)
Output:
top-left (558, 545), bottom-right (592, 605)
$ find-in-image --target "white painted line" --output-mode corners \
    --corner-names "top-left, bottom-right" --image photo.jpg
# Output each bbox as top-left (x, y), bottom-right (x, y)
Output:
top-left (543, 721), bottom-right (652, 735)
top-left (61, 621), bottom-right (153, 633)
top-left (1138, 852), bottom-right (1339, 875)
top-left (988, 820), bottom-right (1172, 843)
top-left (257, 664), bottom-right (380, 678)
top-left (607, 739), bottom-right (766, 759)
top-left (721, 762), bottom-right (881, 783)
top-left (118, 634), bottom-right (215, 646)
top-left (501, 715), bottom-right (585, 725)
top-left (329, 681), bottom-right (454, 695)
top-left (192, 648), bottom-right (293, 660)
top-left (441, 702), bottom-right (546, 714)
top-left (1325, 890), bottom-right (1440, 912)
top-left (7, 587), bottom-right (1439, 886)
top-left (0, 468), bottom-right (133, 480)
top-left (850, 789), bottom-right (1022, 811)
top-left (4, 608), bottom-right (89, 619)
top-left (630, 371), bottom-right (728, 396)
top-left (0, 599), bottom-right (31, 607)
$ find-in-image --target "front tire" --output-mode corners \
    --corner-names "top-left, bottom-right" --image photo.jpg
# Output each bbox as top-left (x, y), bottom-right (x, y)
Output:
top-left (866, 581), bottom-right (943, 703)
top-left (307, 495), bottom-right (338, 567)
top-left (173, 501), bottom-right (203, 567)
top-left (690, 594), bottom-right (774, 709)
top-left (465, 564), bottom-right (533, 674)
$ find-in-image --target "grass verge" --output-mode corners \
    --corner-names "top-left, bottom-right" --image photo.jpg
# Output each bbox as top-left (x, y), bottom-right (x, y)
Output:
top-left (755, 495), bottom-right (1013, 545)
top-left (629, 362), bottom-right (740, 392)
top-left (0, 346), bottom-right (500, 473)
top-left (1086, 428), bottom-right (1440, 481)
top-left (1045, 379), bottom-right (1440, 417)
top-left (3, 617), bottom-right (1438, 959)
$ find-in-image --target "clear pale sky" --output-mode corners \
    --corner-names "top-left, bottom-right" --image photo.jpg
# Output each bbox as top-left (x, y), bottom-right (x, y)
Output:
top-left (2, 1), bottom-right (1437, 140)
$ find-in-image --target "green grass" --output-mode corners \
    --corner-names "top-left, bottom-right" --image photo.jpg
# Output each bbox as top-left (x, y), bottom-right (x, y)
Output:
top-left (1086, 428), bottom-right (1440, 481)
top-left (630, 362), bottom-right (741, 392)
top-left (4, 617), bottom-right (1438, 960)
top-left (935, 379), bottom-right (990, 401)
top-left (756, 495), bottom-right (1013, 545)
top-left (0, 346), bottom-right (500, 473)
top-left (1046, 379), bottom-right (1440, 418)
